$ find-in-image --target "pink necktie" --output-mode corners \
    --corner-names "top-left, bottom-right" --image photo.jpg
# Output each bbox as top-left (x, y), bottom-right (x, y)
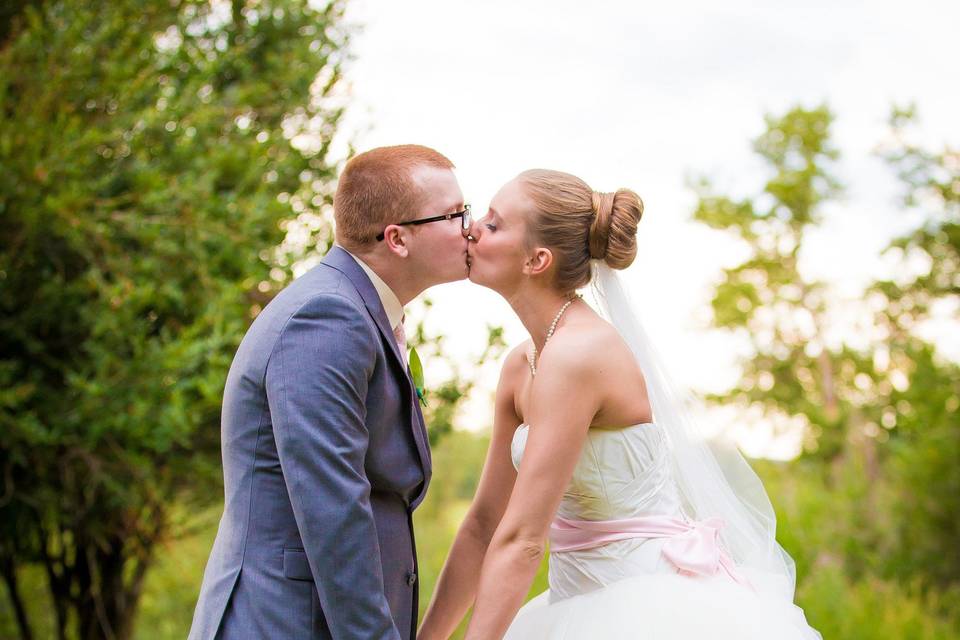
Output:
top-left (393, 316), bottom-right (407, 361)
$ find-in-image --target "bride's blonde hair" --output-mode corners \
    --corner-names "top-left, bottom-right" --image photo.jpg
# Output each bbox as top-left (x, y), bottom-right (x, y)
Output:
top-left (518, 169), bottom-right (643, 292)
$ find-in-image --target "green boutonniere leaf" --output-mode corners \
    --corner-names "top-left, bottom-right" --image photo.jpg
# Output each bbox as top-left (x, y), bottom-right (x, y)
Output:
top-left (408, 346), bottom-right (427, 407)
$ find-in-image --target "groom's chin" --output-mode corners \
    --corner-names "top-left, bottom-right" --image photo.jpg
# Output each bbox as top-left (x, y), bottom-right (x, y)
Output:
top-left (436, 261), bottom-right (470, 285)
top-left (455, 260), bottom-right (471, 282)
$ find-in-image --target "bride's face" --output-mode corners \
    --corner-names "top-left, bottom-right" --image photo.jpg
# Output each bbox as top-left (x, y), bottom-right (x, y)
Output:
top-left (467, 178), bottom-right (535, 292)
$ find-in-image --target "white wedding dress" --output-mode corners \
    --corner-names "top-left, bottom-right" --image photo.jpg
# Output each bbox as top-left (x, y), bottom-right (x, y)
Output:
top-left (503, 421), bottom-right (821, 639)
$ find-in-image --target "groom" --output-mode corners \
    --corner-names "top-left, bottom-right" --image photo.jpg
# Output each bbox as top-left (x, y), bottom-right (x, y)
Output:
top-left (189, 145), bottom-right (470, 639)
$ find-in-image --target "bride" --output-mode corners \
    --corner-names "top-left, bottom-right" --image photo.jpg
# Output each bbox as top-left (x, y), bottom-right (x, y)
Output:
top-left (416, 169), bottom-right (821, 639)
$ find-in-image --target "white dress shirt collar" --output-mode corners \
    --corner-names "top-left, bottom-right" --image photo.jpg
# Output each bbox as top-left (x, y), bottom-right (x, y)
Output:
top-left (336, 245), bottom-right (404, 331)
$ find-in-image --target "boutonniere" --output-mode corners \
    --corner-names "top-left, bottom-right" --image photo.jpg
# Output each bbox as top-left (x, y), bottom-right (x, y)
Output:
top-left (408, 346), bottom-right (428, 407)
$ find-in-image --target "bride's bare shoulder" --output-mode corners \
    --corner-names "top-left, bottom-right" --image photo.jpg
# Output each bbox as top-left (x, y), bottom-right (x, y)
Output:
top-left (542, 319), bottom-right (624, 373)
top-left (498, 339), bottom-right (533, 385)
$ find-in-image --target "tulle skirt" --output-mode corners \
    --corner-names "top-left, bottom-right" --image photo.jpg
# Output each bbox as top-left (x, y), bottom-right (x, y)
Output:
top-left (504, 572), bottom-right (821, 640)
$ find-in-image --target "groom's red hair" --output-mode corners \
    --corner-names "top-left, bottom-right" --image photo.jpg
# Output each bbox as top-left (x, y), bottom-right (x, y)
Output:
top-left (334, 144), bottom-right (454, 249)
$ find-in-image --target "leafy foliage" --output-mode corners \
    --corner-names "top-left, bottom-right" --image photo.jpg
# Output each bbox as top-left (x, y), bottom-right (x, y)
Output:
top-left (692, 103), bottom-right (960, 619)
top-left (871, 108), bottom-right (960, 589)
top-left (692, 105), bottom-right (862, 461)
top-left (410, 299), bottom-right (508, 445)
top-left (0, 1), bottom-right (349, 637)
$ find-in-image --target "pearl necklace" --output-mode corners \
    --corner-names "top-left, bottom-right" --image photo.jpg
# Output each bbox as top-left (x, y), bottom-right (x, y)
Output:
top-left (528, 294), bottom-right (582, 377)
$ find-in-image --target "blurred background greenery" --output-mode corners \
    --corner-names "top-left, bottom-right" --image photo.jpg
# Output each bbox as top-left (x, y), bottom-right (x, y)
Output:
top-left (0, 1), bottom-right (957, 639)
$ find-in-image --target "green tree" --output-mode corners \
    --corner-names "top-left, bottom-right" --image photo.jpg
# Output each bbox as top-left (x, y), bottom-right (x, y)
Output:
top-left (0, 1), bottom-right (349, 638)
top-left (691, 106), bottom-right (895, 579)
top-left (692, 103), bottom-right (960, 598)
top-left (877, 106), bottom-right (959, 317)
top-left (691, 106), bottom-right (870, 464)
top-left (410, 306), bottom-right (507, 446)
top-left (872, 107), bottom-right (960, 589)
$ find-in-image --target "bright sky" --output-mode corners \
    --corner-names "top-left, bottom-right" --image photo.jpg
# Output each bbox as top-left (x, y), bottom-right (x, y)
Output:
top-left (331, 0), bottom-right (960, 458)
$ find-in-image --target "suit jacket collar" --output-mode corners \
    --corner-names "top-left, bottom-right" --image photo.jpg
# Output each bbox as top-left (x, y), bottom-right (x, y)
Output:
top-left (321, 246), bottom-right (433, 489)
top-left (335, 244), bottom-right (404, 332)
top-left (322, 246), bottom-right (405, 367)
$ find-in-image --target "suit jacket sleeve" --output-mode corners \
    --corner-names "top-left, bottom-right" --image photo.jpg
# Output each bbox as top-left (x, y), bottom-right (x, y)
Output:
top-left (266, 293), bottom-right (401, 640)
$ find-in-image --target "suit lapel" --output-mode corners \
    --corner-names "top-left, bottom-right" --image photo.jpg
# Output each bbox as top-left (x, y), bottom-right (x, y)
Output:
top-left (409, 401), bottom-right (431, 509)
top-left (321, 247), bottom-right (433, 490)
top-left (322, 246), bottom-right (405, 369)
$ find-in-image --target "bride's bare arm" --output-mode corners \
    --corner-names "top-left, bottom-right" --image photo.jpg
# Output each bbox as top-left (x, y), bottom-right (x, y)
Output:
top-left (417, 345), bottom-right (527, 640)
top-left (464, 334), bottom-right (603, 640)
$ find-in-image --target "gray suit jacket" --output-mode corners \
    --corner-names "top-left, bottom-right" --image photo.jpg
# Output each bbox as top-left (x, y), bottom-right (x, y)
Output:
top-left (189, 246), bottom-right (432, 639)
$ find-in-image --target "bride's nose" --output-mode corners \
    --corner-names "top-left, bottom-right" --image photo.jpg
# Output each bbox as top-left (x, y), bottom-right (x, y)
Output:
top-left (465, 218), bottom-right (479, 242)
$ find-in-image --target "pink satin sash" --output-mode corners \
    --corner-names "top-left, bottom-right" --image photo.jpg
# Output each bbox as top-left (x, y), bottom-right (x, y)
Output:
top-left (550, 514), bottom-right (754, 591)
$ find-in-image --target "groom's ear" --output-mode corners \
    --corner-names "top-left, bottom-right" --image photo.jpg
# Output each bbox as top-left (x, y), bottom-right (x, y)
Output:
top-left (382, 226), bottom-right (410, 258)
top-left (524, 247), bottom-right (553, 276)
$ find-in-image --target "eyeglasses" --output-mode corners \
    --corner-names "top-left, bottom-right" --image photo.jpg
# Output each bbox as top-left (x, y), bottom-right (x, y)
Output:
top-left (376, 204), bottom-right (472, 241)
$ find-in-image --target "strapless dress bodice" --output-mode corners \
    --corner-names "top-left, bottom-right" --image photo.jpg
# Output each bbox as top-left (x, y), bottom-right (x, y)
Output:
top-left (511, 422), bottom-right (683, 521)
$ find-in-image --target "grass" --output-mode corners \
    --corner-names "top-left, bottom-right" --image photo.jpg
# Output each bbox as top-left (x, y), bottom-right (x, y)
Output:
top-left (3, 429), bottom-right (957, 639)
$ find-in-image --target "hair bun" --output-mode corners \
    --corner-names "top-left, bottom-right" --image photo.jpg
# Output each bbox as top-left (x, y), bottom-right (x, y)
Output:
top-left (589, 192), bottom-right (615, 260)
top-left (590, 189), bottom-right (642, 269)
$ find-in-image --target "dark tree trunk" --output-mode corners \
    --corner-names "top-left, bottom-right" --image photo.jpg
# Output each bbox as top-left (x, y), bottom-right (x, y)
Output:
top-left (33, 498), bottom-right (166, 640)
top-left (58, 534), bottom-right (159, 640)
top-left (0, 555), bottom-right (33, 640)
top-left (38, 522), bottom-right (70, 640)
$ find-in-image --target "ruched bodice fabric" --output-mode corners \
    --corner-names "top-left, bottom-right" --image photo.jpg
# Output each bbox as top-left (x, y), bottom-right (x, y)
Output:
top-left (512, 422), bottom-right (688, 601)
top-left (512, 422), bottom-right (682, 522)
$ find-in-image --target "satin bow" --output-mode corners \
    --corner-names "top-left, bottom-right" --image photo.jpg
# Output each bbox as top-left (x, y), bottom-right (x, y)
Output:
top-left (660, 517), bottom-right (743, 584)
